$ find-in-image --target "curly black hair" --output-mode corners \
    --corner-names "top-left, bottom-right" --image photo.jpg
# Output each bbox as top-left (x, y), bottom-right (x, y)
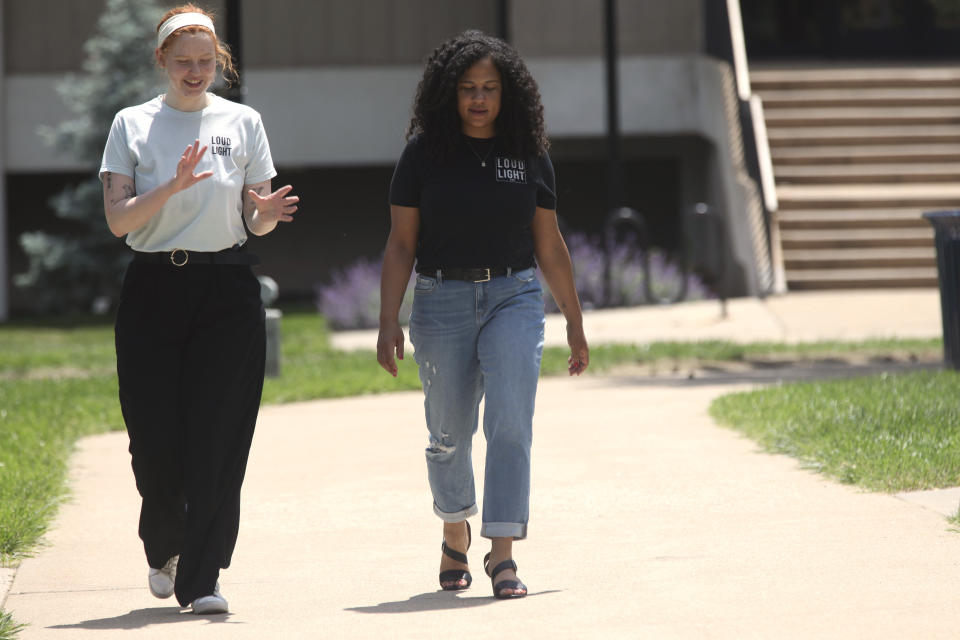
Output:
top-left (407, 30), bottom-right (549, 161)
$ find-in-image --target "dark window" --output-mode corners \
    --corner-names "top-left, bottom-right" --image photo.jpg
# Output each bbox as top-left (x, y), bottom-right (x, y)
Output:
top-left (740, 0), bottom-right (960, 59)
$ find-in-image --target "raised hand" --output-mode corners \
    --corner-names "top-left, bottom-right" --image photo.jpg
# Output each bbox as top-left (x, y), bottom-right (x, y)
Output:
top-left (246, 184), bottom-right (300, 225)
top-left (171, 140), bottom-right (214, 193)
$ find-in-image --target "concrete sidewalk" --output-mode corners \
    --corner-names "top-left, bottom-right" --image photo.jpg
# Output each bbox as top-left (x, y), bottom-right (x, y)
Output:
top-left (5, 289), bottom-right (959, 639)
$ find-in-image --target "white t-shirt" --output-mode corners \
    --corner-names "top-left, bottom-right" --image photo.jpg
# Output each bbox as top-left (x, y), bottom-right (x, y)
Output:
top-left (99, 94), bottom-right (277, 252)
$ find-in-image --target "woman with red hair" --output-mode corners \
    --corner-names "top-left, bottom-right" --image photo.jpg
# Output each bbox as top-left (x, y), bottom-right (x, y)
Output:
top-left (99, 3), bottom-right (298, 614)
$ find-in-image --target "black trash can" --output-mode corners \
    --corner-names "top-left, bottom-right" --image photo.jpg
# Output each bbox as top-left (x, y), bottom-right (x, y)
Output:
top-left (923, 210), bottom-right (960, 370)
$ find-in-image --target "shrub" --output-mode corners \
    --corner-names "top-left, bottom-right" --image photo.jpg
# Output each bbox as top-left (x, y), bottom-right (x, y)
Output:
top-left (315, 232), bottom-right (711, 330)
top-left (543, 231), bottom-right (712, 312)
top-left (315, 258), bottom-right (415, 330)
top-left (15, 0), bottom-right (162, 314)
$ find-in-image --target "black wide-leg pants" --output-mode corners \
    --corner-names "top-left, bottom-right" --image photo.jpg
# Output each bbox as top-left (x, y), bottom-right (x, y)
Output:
top-left (114, 260), bottom-right (265, 607)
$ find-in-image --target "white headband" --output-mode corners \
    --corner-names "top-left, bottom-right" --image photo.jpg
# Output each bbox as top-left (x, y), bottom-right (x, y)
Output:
top-left (157, 12), bottom-right (216, 48)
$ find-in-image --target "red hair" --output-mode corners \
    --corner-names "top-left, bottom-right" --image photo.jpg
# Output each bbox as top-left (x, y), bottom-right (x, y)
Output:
top-left (156, 4), bottom-right (237, 85)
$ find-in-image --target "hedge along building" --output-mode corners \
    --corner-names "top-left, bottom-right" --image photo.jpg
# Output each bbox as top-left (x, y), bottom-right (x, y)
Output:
top-left (0, 0), bottom-right (776, 318)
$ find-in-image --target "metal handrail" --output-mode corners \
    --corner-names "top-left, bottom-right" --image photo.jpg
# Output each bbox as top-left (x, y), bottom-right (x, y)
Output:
top-left (708, 0), bottom-right (779, 296)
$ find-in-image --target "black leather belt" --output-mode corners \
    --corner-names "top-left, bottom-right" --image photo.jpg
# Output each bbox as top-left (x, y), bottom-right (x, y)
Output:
top-left (132, 247), bottom-right (259, 266)
top-left (416, 267), bottom-right (517, 282)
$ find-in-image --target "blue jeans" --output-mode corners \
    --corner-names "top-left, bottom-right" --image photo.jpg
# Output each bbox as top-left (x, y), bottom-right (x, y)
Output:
top-left (408, 267), bottom-right (545, 540)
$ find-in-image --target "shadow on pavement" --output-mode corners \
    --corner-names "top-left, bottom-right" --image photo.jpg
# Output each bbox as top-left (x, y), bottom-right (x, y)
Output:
top-left (346, 589), bottom-right (562, 614)
top-left (47, 607), bottom-right (238, 630)
top-left (595, 361), bottom-right (944, 389)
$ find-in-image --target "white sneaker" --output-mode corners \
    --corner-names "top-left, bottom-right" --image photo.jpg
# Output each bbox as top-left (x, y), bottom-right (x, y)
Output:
top-left (147, 555), bottom-right (178, 599)
top-left (191, 583), bottom-right (228, 615)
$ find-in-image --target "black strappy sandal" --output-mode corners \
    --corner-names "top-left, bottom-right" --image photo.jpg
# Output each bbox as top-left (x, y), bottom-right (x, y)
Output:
top-left (483, 552), bottom-right (528, 599)
top-left (438, 520), bottom-right (472, 591)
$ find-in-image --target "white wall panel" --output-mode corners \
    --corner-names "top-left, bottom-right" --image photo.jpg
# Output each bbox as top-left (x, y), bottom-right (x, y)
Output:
top-left (5, 75), bottom-right (83, 172)
top-left (243, 66), bottom-right (421, 166)
top-left (6, 55), bottom-right (717, 171)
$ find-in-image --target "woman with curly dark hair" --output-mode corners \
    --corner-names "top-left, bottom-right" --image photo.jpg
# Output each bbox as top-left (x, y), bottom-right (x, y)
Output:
top-left (377, 30), bottom-right (588, 599)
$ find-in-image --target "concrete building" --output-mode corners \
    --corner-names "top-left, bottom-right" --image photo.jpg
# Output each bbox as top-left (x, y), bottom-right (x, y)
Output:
top-left (742, 0), bottom-right (960, 291)
top-left (0, 0), bottom-right (794, 317)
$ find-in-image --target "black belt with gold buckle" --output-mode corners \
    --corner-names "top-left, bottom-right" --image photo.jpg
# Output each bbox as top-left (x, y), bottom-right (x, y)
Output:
top-left (416, 267), bottom-right (513, 282)
top-left (132, 248), bottom-right (259, 266)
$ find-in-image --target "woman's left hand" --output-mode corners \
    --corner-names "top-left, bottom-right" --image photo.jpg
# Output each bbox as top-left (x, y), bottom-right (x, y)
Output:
top-left (247, 184), bottom-right (300, 224)
top-left (567, 323), bottom-right (589, 376)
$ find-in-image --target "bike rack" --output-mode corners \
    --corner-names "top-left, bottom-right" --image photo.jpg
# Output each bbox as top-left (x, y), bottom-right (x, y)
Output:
top-left (602, 207), bottom-right (688, 306)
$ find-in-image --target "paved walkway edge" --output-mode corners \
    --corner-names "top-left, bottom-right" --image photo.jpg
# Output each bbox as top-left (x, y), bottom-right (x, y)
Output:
top-left (1, 567), bottom-right (16, 610)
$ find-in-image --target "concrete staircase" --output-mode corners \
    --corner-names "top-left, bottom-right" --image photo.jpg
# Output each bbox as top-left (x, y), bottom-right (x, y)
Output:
top-left (751, 66), bottom-right (960, 290)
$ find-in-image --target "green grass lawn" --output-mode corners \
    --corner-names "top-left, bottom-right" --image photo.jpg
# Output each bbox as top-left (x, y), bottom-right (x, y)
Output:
top-left (0, 376), bottom-right (122, 561)
top-left (710, 370), bottom-right (960, 491)
top-left (0, 611), bottom-right (25, 640)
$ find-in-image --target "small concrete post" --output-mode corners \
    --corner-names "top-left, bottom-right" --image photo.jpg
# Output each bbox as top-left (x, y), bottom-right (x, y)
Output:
top-left (258, 275), bottom-right (281, 377)
top-left (693, 202), bottom-right (728, 319)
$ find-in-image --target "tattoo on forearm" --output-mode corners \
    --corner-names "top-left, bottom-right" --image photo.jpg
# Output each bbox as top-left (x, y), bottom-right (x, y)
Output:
top-left (109, 182), bottom-right (135, 207)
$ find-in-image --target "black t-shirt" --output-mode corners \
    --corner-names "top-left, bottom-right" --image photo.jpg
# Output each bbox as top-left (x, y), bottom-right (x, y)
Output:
top-left (389, 133), bottom-right (557, 269)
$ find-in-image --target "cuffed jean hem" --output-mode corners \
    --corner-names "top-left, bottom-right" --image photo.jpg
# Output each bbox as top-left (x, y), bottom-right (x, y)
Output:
top-left (434, 502), bottom-right (479, 523)
top-left (480, 522), bottom-right (527, 540)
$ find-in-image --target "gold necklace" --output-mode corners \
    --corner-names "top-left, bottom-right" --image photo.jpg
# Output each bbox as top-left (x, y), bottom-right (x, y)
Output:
top-left (465, 139), bottom-right (494, 167)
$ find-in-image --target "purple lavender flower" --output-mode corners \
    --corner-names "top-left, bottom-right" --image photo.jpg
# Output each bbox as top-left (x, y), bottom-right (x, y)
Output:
top-left (318, 233), bottom-right (713, 330)
top-left (541, 231), bottom-right (713, 312)
top-left (316, 257), bottom-right (415, 330)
